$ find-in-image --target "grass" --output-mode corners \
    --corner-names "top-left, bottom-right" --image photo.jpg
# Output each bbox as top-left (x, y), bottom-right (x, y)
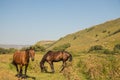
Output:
top-left (0, 53), bottom-right (120, 80)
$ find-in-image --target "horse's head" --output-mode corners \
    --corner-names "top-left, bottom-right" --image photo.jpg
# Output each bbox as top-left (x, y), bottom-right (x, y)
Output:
top-left (28, 49), bottom-right (35, 61)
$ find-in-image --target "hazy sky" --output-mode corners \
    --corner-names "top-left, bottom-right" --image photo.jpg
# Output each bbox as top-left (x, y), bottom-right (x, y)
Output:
top-left (0, 0), bottom-right (120, 45)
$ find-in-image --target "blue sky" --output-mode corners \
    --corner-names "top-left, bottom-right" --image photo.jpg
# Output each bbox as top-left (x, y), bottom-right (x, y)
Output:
top-left (0, 0), bottom-right (120, 45)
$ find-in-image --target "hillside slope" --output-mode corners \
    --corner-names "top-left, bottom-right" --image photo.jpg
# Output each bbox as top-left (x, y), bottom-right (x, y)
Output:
top-left (47, 18), bottom-right (120, 53)
top-left (35, 40), bottom-right (55, 48)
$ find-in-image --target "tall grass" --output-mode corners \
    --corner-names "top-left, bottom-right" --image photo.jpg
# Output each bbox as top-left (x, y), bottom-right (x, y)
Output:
top-left (0, 53), bottom-right (120, 80)
top-left (77, 53), bottom-right (120, 80)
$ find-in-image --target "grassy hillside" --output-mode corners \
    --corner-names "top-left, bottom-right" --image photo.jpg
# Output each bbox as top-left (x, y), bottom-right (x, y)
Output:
top-left (35, 40), bottom-right (55, 48)
top-left (47, 18), bottom-right (120, 53)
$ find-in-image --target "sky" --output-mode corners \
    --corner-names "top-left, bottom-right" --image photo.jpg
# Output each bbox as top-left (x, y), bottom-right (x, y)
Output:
top-left (0, 0), bottom-right (120, 45)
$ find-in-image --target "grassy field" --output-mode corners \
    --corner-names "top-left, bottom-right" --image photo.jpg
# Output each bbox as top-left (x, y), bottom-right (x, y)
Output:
top-left (0, 52), bottom-right (120, 80)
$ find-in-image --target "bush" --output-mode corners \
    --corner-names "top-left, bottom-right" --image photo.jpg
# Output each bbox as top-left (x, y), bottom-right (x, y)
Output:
top-left (102, 30), bottom-right (107, 33)
top-left (33, 45), bottom-right (46, 52)
top-left (89, 45), bottom-right (104, 52)
top-left (113, 44), bottom-right (120, 54)
top-left (109, 29), bottom-right (120, 36)
top-left (73, 36), bottom-right (77, 40)
top-left (0, 48), bottom-right (17, 54)
top-left (53, 43), bottom-right (71, 51)
top-left (103, 49), bottom-right (113, 54)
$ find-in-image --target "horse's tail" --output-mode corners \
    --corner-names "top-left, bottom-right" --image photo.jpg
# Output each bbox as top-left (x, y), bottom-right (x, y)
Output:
top-left (69, 54), bottom-right (72, 62)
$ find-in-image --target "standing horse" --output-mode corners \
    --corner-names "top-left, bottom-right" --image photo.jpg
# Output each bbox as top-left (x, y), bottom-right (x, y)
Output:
top-left (12, 48), bottom-right (35, 77)
top-left (40, 51), bottom-right (72, 73)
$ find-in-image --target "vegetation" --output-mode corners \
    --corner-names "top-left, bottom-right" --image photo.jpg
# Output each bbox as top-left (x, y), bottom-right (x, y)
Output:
top-left (33, 45), bottom-right (46, 52)
top-left (88, 44), bottom-right (120, 54)
top-left (113, 44), bottom-right (120, 54)
top-left (109, 29), bottom-right (120, 36)
top-left (1, 18), bottom-right (120, 80)
top-left (35, 40), bottom-right (55, 49)
top-left (89, 45), bottom-right (104, 51)
top-left (0, 47), bottom-right (17, 54)
top-left (53, 43), bottom-right (71, 51)
top-left (47, 18), bottom-right (120, 53)
top-left (0, 52), bottom-right (120, 80)
top-left (77, 53), bottom-right (120, 80)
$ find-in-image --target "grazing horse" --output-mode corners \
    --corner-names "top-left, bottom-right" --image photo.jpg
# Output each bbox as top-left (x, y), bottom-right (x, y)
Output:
top-left (12, 48), bottom-right (35, 77)
top-left (40, 51), bottom-right (72, 73)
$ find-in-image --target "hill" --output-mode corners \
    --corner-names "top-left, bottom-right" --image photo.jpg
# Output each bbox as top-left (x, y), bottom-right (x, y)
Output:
top-left (46, 18), bottom-right (120, 53)
top-left (0, 44), bottom-right (30, 49)
top-left (1, 18), bottom-right (120, 80)
top-left (35, 40), bottom-right (55, 48)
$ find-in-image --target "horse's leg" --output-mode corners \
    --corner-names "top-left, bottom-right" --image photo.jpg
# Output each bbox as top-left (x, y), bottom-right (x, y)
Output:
top-left (19, 65), bottom-right (23, 76)
top-left (14, 64), bottom-right (19, 77)
top-left (48, 61), bottom-right (54, 73)
top-left (60, 61), bottom-right (66, 72)
top-left (25, 64), bottom-right (28, 77)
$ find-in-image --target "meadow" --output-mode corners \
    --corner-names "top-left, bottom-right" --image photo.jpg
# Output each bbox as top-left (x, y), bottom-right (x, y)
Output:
top-left (0, 52), bottom-right (120, 80)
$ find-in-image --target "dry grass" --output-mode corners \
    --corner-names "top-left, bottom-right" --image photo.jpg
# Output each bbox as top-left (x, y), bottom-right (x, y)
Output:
top-left (0, 53), bottom-right (120, 80)
top-left (77, 53), bottom-right (120, 80)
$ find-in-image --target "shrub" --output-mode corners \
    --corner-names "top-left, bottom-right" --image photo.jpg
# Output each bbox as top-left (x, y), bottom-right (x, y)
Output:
top-left (103, 49), bottom-right (113, 54)
top-left (102, 30), bottom-right (107, 33)
top-left (53, 43), bottom-right (71, 51)
top-left (109, 29), bottom-right (120, 36)
top-left (112, 29), bottom-right (120, 35)
top-left (89, 45), bottom-right (104, 52)
top-left (113, 44), bottom-right (120, 54)
top-left (0, 48), bottom-right (17, 54)
top-left (33, 45), bottom-right (46, 52)
top-left (73, 36), bottom-right (77, 40)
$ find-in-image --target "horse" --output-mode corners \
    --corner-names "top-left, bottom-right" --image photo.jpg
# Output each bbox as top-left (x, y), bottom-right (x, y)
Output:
top-left (40, 50), bottom-right (72, 73)
top-left (12, 48), bottom-right (35, 78)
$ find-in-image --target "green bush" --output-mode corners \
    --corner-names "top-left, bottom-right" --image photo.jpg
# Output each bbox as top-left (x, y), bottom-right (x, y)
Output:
top-left (53, 43), bottom-right (71, 51)
top-left (33, 45), bottom-right (46, 52)
top-left (113, 44), bottom-right (120, 54)
top-left (103, 49), bottom-right (113, 54)
top-left (89, 45), bottom-right (104, 52)
top-left (0, 47), bottom-right (17, 54)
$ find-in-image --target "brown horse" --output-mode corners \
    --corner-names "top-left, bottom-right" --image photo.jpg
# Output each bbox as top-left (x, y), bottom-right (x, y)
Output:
top-left (40, 51), bottom-right (72, 73)
top-left (12, 48), bottom-right (35, 77)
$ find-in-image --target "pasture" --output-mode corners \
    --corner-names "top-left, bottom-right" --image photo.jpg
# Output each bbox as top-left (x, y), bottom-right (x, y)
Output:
top-left (0, 52), bottom-right (120, 80)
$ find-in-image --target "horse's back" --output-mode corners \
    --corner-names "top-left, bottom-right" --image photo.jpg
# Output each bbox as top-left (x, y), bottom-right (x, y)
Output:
top-left (45, 51), bottom-right (65, 62)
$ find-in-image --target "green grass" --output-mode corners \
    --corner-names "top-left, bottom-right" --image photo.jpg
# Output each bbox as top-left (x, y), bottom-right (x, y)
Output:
top-left (0, 52), bottom-right (120, 80)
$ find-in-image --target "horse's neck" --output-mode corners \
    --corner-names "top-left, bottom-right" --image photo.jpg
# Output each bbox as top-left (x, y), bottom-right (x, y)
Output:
top-left (41, 58), bottom-right (45, 63)
top-left (25, 51), bottom-right (30, 60)
top-left (41, 57), bottom-right (46, 65)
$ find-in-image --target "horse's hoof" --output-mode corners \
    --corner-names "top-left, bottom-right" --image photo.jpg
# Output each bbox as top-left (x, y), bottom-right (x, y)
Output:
top-left (51, 71), bottom-right (55, 73)
top-left (59, 70), bottom-right (63, 73)
top-left (15, 74), bottom-right (22, 78)
top-left (21, 74), bottom-right (28, 78)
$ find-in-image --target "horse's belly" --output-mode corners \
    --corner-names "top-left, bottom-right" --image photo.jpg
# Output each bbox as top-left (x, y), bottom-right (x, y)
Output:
top-left (13, 56), bottom-right (27, 65)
